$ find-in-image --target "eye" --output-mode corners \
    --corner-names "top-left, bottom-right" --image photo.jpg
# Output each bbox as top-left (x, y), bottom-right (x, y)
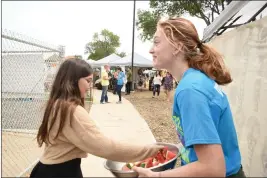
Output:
top-left (153, 41), bottom-right (159, 46)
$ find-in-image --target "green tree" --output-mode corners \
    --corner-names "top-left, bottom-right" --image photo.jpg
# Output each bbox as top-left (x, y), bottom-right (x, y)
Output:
top-left (136, 0), bottom-right (232, 42)
top-left (85, 29), bottom-right (121, 60)
top-left (116, 52), bottom-right (127, 58)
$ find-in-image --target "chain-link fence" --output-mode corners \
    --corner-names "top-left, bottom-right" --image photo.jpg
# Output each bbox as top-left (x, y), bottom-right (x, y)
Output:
top-left (2, 29), bottom-right (65, 177)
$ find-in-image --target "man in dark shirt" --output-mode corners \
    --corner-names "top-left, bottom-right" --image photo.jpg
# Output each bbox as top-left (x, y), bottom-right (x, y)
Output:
top-left (125, 68), bottom-right (132, 95)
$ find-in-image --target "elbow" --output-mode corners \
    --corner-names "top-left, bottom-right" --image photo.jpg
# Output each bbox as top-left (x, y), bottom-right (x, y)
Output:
top-left (208, 161), bottom-right (226, 177)
top-left (211, 166), bottom-right (226, 177)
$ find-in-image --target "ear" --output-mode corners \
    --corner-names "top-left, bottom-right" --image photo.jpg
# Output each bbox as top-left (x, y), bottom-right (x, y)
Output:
top-left (173, 49), bottom-right (179, 56)
top-left (173, 42), bottom-right (183, 56)
top-left (177, 42), bottom-right (183, 52)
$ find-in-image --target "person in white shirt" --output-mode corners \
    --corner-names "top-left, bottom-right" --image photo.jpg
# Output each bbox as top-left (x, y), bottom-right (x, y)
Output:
top-left (152, 72), bottom-right (162, 98)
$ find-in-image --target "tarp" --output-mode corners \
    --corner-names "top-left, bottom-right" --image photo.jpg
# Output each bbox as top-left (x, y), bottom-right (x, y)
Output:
top-left (92, 53), bottom-right (121, 67)
top-left (87, 59), bottom-right (96, 64)
top-left (111, 52), bottom-right (153, 67)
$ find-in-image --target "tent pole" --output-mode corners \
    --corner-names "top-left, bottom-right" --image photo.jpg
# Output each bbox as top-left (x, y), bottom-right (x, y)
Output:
top-left (131, 0), bottom-right (136, 91)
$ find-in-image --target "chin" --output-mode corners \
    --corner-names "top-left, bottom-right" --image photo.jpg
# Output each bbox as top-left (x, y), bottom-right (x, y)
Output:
top-left (153, 62), bottom-right (161, 70)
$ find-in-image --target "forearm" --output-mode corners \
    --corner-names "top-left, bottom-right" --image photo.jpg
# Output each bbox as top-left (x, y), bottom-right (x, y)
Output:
top-left (79, 128), bottom-right (158, 162)
top-left (159, 161), bottom-right (225, 177)
top-left (85, 135), bottom-right (159, 163)
top-left (103, 139), bottom-right (151, 162)
top-left (68, 107), bottom-right (160, 163)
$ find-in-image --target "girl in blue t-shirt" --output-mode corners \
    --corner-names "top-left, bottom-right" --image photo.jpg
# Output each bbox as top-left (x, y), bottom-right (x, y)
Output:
top-left (133, 17), bottom-right (245, 177)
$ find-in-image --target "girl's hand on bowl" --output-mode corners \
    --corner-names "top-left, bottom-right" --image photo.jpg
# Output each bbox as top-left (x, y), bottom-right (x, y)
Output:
top-left (132, 166), bottom-right (160, 177)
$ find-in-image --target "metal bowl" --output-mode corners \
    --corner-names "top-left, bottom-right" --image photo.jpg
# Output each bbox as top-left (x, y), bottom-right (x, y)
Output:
top-left (103, 142), bottom-right (180, 178)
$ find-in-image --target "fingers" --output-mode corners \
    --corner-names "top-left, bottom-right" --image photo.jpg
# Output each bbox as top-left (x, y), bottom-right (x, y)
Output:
top-left (132, 166), bottom-right (148, 176)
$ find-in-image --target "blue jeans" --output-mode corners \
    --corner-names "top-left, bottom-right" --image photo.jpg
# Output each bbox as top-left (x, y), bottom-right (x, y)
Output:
top-left (116, 85), bottom-right (123, 101)
top-left (100, 85), bottom-right (108, 103)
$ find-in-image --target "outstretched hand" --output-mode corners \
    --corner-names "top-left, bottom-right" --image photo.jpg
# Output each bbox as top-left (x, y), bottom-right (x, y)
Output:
top-left (132, 166), bottom-right (160, 177)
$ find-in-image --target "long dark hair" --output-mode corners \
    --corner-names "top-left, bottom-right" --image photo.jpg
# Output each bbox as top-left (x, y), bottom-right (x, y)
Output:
top-left (37, 58), bottom-right (93, 147)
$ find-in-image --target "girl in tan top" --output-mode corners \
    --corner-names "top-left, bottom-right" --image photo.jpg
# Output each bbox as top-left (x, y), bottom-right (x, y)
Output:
top-left (30, 58), bottom-right (163, 178)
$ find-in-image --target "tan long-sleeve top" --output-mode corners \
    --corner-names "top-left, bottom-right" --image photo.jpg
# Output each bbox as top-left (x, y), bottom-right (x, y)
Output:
top-left (40, 105), bottom-right (161, 164)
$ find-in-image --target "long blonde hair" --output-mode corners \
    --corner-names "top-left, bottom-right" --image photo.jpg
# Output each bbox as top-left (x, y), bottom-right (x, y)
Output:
top-left (158, 17), bottom-right (232, 85)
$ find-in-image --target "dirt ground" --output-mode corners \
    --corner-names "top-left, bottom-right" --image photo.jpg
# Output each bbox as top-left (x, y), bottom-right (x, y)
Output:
top-left (124, 89), bottom-right (181, 167)
top-left (124, 89), bottom-right (179, 145)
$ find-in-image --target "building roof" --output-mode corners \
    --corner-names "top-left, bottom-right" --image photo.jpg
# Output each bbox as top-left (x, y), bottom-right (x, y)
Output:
top-left (203, 1), bottom-right (267, 42)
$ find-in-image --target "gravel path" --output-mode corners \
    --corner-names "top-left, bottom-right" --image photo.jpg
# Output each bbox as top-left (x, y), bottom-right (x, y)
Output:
top-left (124, 90), bottom-right (179, 144)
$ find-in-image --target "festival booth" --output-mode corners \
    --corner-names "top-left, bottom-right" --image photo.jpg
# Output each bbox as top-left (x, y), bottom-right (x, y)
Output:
top-left (91, 53), bottom-right (121, 68)
top-left (90, 53), bottom-right (153, 92)
top-left (110, 53), bottom-right (153, 91)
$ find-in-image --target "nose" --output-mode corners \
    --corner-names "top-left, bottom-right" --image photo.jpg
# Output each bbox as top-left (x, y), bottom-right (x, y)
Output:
top-left (149, 47), bottom-right (154, 54)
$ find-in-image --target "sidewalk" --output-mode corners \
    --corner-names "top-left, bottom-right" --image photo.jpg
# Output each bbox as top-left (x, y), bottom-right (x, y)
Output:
top-left (81, 89), bottom-right (156, 177)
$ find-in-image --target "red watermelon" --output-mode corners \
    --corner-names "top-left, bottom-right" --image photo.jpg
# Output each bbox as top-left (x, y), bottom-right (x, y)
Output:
top-left (122, 165), bottom-right (131, 171)
top-left (166, 150), bottom-right (176, 160)
top-left (156, 152), bottom-right (165, 163)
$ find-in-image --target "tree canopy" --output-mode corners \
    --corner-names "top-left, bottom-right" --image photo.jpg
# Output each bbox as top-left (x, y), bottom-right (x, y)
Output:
top-left (85, 29), bottom-right (126, 60)
top-left (136, 0), bottom-right (232, 42)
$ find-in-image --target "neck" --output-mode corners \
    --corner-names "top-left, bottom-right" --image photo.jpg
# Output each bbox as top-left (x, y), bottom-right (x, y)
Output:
top-left (168, 60), bottom-right (189, 81)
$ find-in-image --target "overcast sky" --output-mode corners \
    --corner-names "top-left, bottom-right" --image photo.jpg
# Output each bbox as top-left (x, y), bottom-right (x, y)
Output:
top-left (2, 1), bottom-right (207, 60)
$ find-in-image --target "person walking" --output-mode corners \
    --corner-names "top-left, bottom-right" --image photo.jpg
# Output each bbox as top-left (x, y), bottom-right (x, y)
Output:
top-left (112, 70), bottom-right (118, 95)
top-left (100, 65), bottom-right (111, 104)
top-left (116, 67), bottom-right (125, 104)
top-left (152, 72), bottom-right (162, 98)
top-left (163, 72), bottom-right (173, 102)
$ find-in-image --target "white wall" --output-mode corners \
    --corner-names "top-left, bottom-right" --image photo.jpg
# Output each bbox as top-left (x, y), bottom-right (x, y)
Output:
top-left (208, 17), bottom-right (267, 177)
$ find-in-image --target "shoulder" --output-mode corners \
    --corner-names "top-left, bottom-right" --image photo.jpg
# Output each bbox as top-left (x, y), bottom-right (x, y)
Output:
top-left (176, 68), bottom-right (225, 102)
top-left (73, 105), bottom-right (90, 121)
top-left (176, 69), bottom-right (213, 98)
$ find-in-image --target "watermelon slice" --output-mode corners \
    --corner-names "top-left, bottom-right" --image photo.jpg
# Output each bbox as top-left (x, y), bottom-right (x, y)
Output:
top-left (134, 161), bottom-right (142, 167)
top-left (122, 165), bottom-right (131, 171)
top-left (156, 152), bottom-right (165, 163)
top-left (126, 163), bottom-right (134, 169)
top-left (152, 160), bottom-right (159, 167)
top-left (161, 146), bottom-right (168, 159)
top-left (140, 162), bottom-right (146, 168)
top-left (145, 158), bottom-right (153, 168)
top-left (166, 150), bottom-right (176, 160)
top-left (122, 146), bottom-right (177, 171)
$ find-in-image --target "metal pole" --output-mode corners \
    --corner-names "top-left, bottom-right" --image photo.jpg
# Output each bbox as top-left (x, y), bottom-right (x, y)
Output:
top-left (131, 0), bottom-right (136, 91)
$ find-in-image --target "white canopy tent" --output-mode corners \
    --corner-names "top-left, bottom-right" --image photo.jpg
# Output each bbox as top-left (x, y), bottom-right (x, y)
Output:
top-left (92, 53), bottom-right (121, 67)
top-left (87, 59), bottom-right (96, 65)
top-left (111, 52), bottom-right (153, 67)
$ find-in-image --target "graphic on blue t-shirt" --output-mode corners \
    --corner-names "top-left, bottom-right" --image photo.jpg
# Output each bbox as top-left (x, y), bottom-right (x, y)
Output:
top-left (172, 68), bottom-right (241, 176)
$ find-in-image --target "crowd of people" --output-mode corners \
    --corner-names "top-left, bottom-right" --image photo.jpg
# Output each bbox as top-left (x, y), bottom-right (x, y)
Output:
top-left (98, 65), bottom-right (178, 103)
top-left (99, 65), bottom-right (133, 104)
top-left (151, 71), bottom-right (177, 102)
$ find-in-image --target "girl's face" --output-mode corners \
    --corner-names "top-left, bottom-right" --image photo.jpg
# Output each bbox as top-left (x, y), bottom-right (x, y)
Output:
top-left (149, 27), bottom-right (177, 70)
top-left (78, 74), bottom-right (93, 98)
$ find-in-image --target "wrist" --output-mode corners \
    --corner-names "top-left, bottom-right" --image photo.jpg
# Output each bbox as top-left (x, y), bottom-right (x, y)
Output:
top-left (155, 171), bottom-right (161, 177)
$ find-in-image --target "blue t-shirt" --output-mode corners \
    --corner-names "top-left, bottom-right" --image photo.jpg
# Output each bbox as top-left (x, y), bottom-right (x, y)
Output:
top-left (117, 71), bottom-right (125, 85)
top-left (173, 68), bottom-right (241, 176)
